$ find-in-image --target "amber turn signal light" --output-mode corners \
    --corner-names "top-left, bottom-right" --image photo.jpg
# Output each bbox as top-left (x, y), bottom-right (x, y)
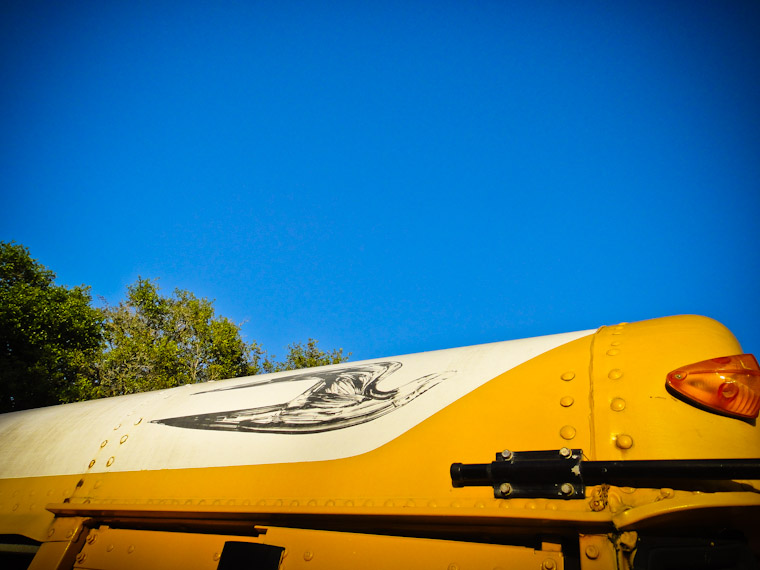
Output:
top-left (666, 354), bottom-right (760, 420)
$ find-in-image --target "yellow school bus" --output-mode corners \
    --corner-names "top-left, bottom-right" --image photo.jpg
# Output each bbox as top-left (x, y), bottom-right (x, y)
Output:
top-left (1, 315), bottom-right (759, 569)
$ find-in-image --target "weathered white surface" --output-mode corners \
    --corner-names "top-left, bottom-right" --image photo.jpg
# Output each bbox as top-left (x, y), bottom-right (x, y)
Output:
top-left (0, 330), bottom-right (592, 478)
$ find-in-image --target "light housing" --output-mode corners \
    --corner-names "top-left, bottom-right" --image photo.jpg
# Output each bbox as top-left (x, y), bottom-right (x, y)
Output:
top-left (666, 354), bottom-right (760, 420)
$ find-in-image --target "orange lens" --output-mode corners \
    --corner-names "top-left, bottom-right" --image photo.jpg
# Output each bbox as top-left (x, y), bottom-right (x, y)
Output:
top-left (666, 354), bottom-right (760, 419)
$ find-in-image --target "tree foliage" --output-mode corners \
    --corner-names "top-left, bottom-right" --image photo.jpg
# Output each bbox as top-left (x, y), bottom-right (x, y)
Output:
top-left (266, 339), bottom-right (348, 373)
top-left (1, 243), bottom-right (351, 410)
top-left (78, 278), bottom-right (254, 399)
top-left (0, 242), bottom-right (102, 412)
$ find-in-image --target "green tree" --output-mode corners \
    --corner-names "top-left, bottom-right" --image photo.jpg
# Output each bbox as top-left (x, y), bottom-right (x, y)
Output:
top-left (84, 278), bottom-right (254, 399)
top-left (268, 338), bottom-right (349, 372)
top-left (0, 242), bottom-right (103, 412)
top-left (1, 243), bottom-right (352, 408)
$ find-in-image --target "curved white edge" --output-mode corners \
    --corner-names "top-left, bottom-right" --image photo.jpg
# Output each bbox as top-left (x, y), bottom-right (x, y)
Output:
top-left (0, 330), bottom-right (594, 478)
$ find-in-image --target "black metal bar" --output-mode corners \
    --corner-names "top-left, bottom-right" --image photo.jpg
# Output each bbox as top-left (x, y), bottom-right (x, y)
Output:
top-left (581, 458), bottom-right (760, 484)
top-left (451, 453), bottom-right (760, 490)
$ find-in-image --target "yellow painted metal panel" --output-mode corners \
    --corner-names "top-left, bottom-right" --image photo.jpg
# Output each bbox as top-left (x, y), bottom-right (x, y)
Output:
top-left (2, 315), bottom-right (759, 569)
top-left (74, 525), bottom-right (565, 570)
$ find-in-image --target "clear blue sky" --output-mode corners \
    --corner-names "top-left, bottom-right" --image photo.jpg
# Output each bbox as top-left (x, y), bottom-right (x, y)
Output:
top-left (2, 1), bottom-right (759, 361)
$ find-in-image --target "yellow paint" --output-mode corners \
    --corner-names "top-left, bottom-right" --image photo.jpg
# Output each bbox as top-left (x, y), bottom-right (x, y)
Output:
top-left (1, 315), bottom-right (759, 568)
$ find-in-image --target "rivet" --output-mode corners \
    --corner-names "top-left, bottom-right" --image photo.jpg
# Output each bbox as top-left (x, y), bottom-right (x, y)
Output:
top-left (560, 483), bottom-right (574, 495)
top-left (120, 435), bottom-right (128, 444)
top-left (610, 398), bottom-right (626, 411)
top-left (585, 545), bottom-right (600, 559)
top-left (303, 551), bottom-right (314, 561)
top-left (608, 369), bottom-right (623, 380)
top-left (76, 553), bottom-right (86, 563)
top-left (65, 529), bottom-right (74, 539)
top-left (100, 440), bottom-right (108, 448)
top-left (560, 425), bottom-right (576, 440)
top-left (345, 500), bottom-right (354, 507)
top-left (660, 488), bottom-right (674, 499)
top-left (615, 434), bottom-right (634, 450)
top-left (134, 418), bottom-right (143, 425)
top-left (542, 559), bottom-right (557, 570)
top-left (561, 371), bottom-right (575, 381)
top-left (448, 564), bottom-right (459, 570)
top-left (94, 480), bottom-right (102, 489)
top-left (12, 504), bottom-right (19, 511)
top-left (213, 553), bottom-right (221, 562)
top-left (606, 348), bottom-right (620, 356)
top-left (499, 483), bottom-right (513, 496)
top-left (88, 460), bottom-right (96, 469)
top-left (106, 544), bottom-right (114, 552)
top-left (86, 533), bottom-right (97, 544)
top-left (610, 340), bottom-right (622, 346)
top-left (106, 457), bottom-right (115, 467)
top-left (114, 424), bottom-right (121, 430)
top-left (560, 396), bottom-right (574, 407)
top-left (559, 447), bottom-right (572, 458)
top-left (501, 449), bottom-right (513, 460)
top-left (47, 528), bottom-right (55, 538)
top-left (127, 545), bottom-right (135, 554)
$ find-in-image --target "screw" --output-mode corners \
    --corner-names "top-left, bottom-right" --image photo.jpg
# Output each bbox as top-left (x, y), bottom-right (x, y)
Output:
top-left (501, 449), bottom-right (512, 460)
top-left (86, 532), bottom-right (97, 544)
top-left (560, 483), bottom-right (574, 496)
top-left (499, 483), bottom-right (513, 496)
top-left (585, 545), bottom-right (600, 559)
top-left (559, 447), bottom-right (572, 458)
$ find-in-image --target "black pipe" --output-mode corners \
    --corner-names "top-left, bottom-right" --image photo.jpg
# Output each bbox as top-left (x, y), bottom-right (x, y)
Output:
top-left (451, 458), bottom-right (760, 489)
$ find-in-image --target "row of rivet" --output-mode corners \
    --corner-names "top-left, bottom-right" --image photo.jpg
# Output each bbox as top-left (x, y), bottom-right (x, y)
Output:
top-left (559, 370), bottom-right (577, 441)
top-left (68, 496), bottom-right (583, 512)
top-left (86, 416), bottom-right (143, 471)
top-left (606, 324), bottom-right (633, 450)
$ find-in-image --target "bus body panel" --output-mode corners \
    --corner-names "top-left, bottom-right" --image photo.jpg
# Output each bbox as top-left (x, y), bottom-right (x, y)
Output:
top-left (1, 315), bottom-right (758, 569)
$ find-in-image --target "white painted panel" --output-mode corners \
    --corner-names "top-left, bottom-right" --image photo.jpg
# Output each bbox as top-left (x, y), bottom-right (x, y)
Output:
top-left (0, 330), bottom-right (593, 478)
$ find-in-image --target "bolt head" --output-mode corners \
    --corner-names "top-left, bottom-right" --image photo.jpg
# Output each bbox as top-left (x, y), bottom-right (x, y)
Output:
top-left (585, 545), bottom-right (600, 559)
top-left (499, 482), bottom-right (513, 496)
top-left (501, 449), bottom-right (512, 460)
top-left (559, 447), bottom-right (572, 458)
top-left (560, 483), bottom-right (574, 495)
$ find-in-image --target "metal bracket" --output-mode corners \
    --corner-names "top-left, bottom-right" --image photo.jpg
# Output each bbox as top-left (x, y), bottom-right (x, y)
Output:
top-left (451, 448), bottom-right (585, 500)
